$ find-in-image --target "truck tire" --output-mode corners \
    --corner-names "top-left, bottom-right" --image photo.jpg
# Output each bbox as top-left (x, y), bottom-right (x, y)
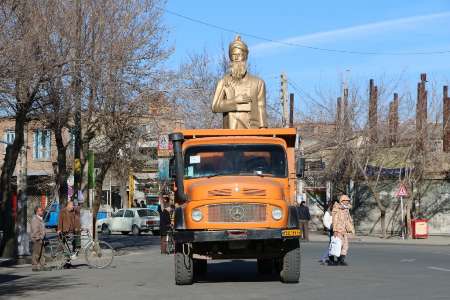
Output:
top-left (194, 259), bottom-right (207, 276)
top-left (175, 248), bottom-right (194, 285)
top-left (280, 240), bottom-right (301, 283)
top-left (257, 258), bottom-right (273, 274)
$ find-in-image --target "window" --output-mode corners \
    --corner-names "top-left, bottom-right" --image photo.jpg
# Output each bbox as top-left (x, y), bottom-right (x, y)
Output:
top-left (184, 144), bottom-right (287, 179)
top-left (137, 209), bottom-right (158, 217)
top-left (124, 210), bottom-right (134, 218)
top-left (112, 210), bottom-right (124, 218)
top-left (2, 130), bottom-right (14, 151)
top-left (5, 130), bottom-right (15, 144)
top-left (33, 129), bottom-right (51, 160)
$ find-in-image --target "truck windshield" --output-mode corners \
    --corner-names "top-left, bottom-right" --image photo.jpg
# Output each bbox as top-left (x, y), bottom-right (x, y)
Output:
top-left (184, 144), bottom-right (287, 179)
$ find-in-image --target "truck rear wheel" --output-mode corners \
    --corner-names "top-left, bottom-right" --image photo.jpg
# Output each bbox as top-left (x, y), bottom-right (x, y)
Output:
top-left (257, 258), bottom-right (273, 274)
top-left (280, 240), bottom-right (301, 283)
top-left (175, 247), bottom-right (194, 285)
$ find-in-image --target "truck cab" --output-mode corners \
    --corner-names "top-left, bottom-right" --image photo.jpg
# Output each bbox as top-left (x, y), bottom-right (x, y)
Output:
top-left (169, 128), bottom-right (304, 285)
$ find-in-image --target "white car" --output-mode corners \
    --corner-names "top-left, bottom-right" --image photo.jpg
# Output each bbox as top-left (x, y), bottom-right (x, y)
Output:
top-left (97, 208), bottom-right (160, 236)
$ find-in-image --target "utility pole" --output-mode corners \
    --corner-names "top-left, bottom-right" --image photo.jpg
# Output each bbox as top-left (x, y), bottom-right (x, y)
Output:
top-left (16, 122), bottom-right (29, 258)
top-left (280, 73), bottom-right (288, 127)
top-left (73, 0), bottom-right (83, 207)
top-left (289, 93), bottom-right (294, 128)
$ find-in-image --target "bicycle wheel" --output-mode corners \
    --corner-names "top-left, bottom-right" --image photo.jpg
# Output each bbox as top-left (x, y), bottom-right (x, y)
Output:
top-left (84, 240), bottom-right (114, 269)
top-left (43, 240), bottom-right (66, 270)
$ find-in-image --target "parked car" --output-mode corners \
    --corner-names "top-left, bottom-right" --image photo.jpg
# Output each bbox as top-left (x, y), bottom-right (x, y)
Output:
top-left (96, 208), bottom-right (160, 236)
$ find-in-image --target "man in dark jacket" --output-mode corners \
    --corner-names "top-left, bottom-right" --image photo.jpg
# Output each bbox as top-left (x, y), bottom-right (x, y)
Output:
top-left (159, 205), bottom-right (172, 254)
top-left (297, 201), bottom-right (311, 241)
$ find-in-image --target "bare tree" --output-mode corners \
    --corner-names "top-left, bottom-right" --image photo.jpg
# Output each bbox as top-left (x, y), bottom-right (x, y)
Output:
top-left (0, 0), bottom-right (67, 257)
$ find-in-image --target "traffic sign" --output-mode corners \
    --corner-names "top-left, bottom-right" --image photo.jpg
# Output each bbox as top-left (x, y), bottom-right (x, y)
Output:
top-left (395, 183), bottom-right (409, 198)
top-left (158, 135), bottom-right (172, 150)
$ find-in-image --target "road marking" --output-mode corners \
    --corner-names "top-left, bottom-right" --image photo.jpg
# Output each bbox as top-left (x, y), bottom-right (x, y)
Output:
top-left (400, 258), bottom-right (416, 262)
top-left (427, 266), bottom-right (450, 272)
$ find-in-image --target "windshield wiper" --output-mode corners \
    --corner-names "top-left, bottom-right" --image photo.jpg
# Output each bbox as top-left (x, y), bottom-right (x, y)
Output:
top-left (238, 171), bottom-right (274, 177)
top-left (207, 172), bottom-right (234, 178)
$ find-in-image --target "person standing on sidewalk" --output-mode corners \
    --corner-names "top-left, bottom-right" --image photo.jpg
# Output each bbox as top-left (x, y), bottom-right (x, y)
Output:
top-left (57, 201), bottom-right (79, 259)
top-left (297, 201), bottom-right (311, 241)
top-left (159, 204), bottom-right (172, 254)
top-left (331, 195), bottom-right (355, 266)
top-left (31, 206), bottom-right (47, 271)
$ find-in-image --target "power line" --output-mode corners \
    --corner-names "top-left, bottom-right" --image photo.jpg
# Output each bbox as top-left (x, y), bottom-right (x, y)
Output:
top-left (162, 8), bottom-right (450, 56)
top-left (287, 80), bottom-right (331, 113)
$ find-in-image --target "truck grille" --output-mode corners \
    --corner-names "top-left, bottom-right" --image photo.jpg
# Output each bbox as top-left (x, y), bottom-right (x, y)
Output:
top-left (208, 189), bottom-right (232, 197)
top-left (242, 188), bottom-right (266, 197)
top-left (208, 203), bottom-right (266, 222)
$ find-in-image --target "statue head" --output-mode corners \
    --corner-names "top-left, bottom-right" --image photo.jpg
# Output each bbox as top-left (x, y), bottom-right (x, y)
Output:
top-left (229, 35), bottom-right (248, 61)
top-left (228, 36), bottom-right (249, 81)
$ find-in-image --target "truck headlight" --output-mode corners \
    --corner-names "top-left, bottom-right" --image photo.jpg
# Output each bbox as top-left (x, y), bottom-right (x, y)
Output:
top-left (191, 209), bottom-right (203, 222)
top-left (272, 207), bottom-right (283, 220)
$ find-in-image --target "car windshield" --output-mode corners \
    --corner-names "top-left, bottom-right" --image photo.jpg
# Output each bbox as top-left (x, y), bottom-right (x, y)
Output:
top-left (137, 209), bottom-right (159, 217)
top-left (184, 144), bottom-right (287, 179)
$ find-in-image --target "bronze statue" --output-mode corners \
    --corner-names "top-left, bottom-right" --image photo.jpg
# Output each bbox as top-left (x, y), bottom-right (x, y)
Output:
top-left (212, 36), bottom-right (268, 129)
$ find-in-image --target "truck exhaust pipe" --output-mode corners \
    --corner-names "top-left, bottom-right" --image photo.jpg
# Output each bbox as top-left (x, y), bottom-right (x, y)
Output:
top-left (169, 132), bottom-right (187, 202)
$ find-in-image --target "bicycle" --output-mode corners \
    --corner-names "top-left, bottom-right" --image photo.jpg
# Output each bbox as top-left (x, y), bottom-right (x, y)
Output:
top-left (43, 229), bottom-right (114, 269)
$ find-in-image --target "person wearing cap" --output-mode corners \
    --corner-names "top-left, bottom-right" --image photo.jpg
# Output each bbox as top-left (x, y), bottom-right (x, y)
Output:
top-left (212, 35), bottom-right (267, 129)
top-left (330, 194), bottom-right (355, 266)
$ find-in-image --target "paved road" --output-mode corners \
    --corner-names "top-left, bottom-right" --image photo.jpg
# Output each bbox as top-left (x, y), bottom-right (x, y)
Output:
top-left (1, 237), bottom-right (450, 300)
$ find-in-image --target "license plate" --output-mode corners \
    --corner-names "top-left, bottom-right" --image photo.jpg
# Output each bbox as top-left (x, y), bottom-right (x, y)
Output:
top-left (282, 229), bottom-right (301, 237)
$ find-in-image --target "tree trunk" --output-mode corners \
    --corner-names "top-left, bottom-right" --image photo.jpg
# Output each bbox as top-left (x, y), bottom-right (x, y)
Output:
top-left (119, 176), bottom-right (128, 208)
top-left (0, 107), bottom-right (28, 257)
top-left (54, 125), bottom-right (68, 206)
top-left (380, 209), bottom-right (387, 238)
top-left (92, 164), bottom-right (110, 239)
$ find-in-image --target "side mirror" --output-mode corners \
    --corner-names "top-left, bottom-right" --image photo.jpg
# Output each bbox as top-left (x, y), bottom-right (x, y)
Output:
top-left (296, 157), bottom-right (305, 178)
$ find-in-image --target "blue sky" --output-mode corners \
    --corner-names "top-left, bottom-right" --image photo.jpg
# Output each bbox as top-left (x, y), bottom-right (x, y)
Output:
top-left (163, 0), bottom-right (450, 118)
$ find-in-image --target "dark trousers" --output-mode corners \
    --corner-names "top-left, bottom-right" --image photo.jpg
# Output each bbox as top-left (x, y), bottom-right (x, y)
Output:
top-left (31, 240), bottom-right (44, 268)
top-left (160, 235), bottom-right (167, 254)
top-left (299, 220), bottom-right (309, 241)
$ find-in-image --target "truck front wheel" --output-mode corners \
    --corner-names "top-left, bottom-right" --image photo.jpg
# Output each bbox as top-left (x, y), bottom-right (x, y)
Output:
top-left (175, 246), bottom-right (194, 285)
top-left (280, 240), bottom-right (301, 283)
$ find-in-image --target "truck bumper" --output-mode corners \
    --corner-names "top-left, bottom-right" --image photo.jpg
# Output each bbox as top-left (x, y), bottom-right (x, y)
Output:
top-left (174, 228), bottom-right (301, 243)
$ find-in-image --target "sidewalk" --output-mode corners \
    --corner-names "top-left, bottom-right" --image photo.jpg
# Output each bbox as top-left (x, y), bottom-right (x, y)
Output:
top-left (309, 231), bottom-right (450, 246)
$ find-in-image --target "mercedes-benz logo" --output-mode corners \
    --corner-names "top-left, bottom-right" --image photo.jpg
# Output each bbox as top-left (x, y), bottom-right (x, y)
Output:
top-left (230, 206), bottom-right (245, 221)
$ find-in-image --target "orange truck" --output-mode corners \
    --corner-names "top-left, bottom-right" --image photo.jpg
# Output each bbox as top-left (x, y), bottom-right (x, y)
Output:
top-left (169, 128), bottom-right (305, 285)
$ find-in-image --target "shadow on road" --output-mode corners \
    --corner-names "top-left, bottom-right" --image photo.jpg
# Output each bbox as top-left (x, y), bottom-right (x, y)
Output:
top-left (98, 234), bottom-right (160, 252)
top-left (0, 273), bottom-right (83, 298)
top-left (196, 260), bottom-right (280, 283)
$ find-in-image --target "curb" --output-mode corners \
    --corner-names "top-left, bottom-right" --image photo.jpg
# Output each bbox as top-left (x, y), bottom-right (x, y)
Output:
top-left (308, 233), bottom-right (450, 247)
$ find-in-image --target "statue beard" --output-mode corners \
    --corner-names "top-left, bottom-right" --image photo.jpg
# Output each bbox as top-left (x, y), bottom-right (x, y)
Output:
top-left (230, 61), bottom-right (247, 81)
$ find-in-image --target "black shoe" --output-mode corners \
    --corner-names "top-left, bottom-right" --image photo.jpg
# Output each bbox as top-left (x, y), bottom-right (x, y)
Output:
top-left (327, 256), bottom-right (337, 266)
top-left (338, 255), bottom-right (348, 266)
